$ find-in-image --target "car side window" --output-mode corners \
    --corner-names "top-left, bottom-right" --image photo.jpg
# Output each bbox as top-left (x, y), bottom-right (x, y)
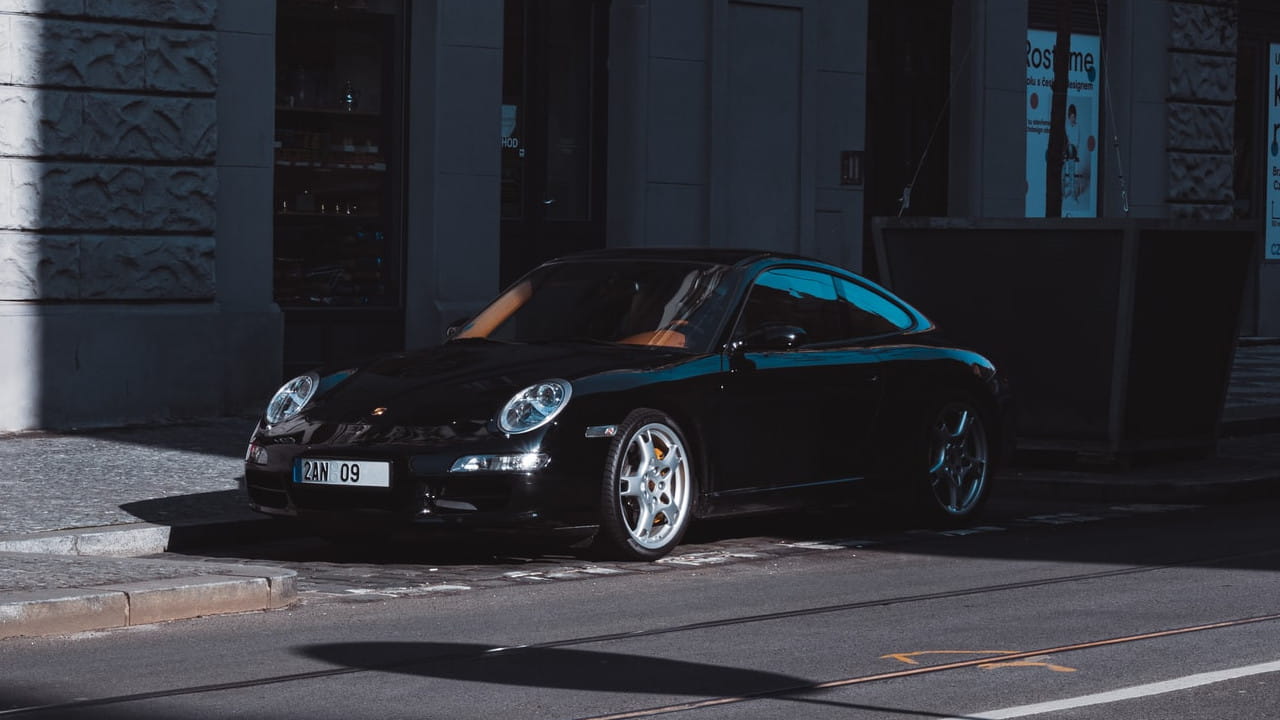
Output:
top-left (737, 268), bottom-right (846, 346)
top-left (834, 277), bottom-right (915, 338)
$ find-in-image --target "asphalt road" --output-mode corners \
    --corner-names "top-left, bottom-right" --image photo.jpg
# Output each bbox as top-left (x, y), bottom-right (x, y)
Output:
top-left (1, 496), bottom-right (1278, 719)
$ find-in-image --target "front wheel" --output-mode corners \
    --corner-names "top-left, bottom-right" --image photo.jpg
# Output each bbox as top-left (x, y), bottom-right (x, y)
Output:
top-left (594, 409), bottom-right (696, 561)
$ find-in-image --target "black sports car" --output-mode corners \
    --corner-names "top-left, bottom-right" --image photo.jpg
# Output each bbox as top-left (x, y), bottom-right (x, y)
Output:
top-left (245, 248), bottom-right (1012, 560)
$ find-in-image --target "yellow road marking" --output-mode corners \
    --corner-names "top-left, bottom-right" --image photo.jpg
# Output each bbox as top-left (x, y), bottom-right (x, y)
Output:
top-left (882, 650), bottom-right (1076, 673)
top-left (979, 660), bottom-right (1077, 673)
top-left (882, 650), bottom-right (1020, 665)
top-left (573, 612), bottom-right (1280, 720)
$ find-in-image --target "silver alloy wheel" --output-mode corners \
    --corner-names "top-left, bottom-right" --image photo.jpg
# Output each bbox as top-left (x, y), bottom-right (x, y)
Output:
top-left (616, 422), bottom-right (691, 550)
top-left (927, 403), bottom-right (989, 515)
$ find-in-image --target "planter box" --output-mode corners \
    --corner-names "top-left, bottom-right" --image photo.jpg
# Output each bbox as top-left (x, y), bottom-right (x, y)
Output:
top-left (873, 218), bottom-right (1256, 464)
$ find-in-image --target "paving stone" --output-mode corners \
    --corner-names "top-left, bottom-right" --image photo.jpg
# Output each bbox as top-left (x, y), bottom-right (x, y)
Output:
top-left (0, 417), bottom-right (255, 536)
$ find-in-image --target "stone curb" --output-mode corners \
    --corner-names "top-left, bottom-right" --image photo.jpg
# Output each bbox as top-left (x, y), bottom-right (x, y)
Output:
top-left (0, 516), bottom-right (298, 557)
top-left (0, 564), bottom-right (296, 640)
top-left (0, 517), bottom-right (300, 640)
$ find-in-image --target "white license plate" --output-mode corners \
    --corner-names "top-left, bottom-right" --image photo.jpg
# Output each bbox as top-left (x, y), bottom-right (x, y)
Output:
top-left (294, 459), bottom-right (391, 488)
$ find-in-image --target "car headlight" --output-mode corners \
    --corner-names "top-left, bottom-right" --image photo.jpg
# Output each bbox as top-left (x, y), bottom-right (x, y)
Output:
top-left (498, 379), bottom-right (572, 434)
top-left (265, 373), bottom-right (319, 425)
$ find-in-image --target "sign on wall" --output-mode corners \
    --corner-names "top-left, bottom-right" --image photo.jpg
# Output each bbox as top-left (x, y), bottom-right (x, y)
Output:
top-left (1268, 44), bottom-right (1280, 260)
top-left (1025, 30), bottom-right (1101, 218)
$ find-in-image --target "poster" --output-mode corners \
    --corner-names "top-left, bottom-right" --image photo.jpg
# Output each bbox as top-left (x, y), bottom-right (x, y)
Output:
top-left (1268, 44), bottom-right (1280, 260)
top-left (1025, 30), bottom-right (1101, 218)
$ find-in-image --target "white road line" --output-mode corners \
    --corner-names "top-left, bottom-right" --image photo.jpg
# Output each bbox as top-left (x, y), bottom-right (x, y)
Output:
top-left (944, 659), bottom-right (1280, 719)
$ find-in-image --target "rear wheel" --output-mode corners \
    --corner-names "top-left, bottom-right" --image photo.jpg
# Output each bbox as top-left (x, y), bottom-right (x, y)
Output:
top-left (918, 397), bottom-right (992, 523)
top-left (874, 395), bottom-right (992, 525)
top-left (594, 409), bottom-right (695, 561)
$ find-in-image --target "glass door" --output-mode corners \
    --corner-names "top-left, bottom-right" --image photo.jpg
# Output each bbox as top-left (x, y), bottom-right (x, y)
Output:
top-left (499, 0), bottom-right (610, 287)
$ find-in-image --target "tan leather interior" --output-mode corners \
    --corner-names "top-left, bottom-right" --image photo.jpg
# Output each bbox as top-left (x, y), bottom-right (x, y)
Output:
top-left (617, 329), bottom-right (687, 348)
top-left (455, 281), bottom-right (533, 338)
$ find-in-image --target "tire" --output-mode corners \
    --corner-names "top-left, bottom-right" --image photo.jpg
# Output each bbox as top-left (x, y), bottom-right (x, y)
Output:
top-left (902, 395), bottom-right (994, 525)
top-left (593, 409), bottom-right (696, 561)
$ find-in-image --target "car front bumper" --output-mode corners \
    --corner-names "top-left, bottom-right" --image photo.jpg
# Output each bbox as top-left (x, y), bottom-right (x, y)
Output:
top-left (243, 420), bottom-right (609, 536)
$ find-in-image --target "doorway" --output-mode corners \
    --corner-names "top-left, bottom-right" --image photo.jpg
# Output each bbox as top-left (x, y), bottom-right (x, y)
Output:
top-left (863, 0), bottom-right (951, 280)
top-left (500, 0), bottom-right (610, 287)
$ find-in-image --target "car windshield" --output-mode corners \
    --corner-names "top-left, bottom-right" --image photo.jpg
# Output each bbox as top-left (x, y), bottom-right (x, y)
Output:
top-left (454, 259), bottom-right (737, 353)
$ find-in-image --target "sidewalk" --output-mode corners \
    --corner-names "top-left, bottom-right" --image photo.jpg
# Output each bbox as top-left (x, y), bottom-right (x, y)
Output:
top-left (0, 417), bottom-right (298, 639)
top-left (2, 342), bottom-right (1279, 640)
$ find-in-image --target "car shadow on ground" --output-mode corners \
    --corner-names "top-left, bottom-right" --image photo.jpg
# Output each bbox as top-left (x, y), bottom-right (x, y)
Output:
top-left (144, 497), bottom-right (911, 568)
top-left (294, 641), bottom-right (955, 718)
top-left (141, 487), bottom-right (1280, 577)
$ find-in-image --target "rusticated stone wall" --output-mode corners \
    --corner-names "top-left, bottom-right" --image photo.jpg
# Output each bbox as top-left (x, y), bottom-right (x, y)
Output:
top-left (0, 0), bottom-right (218, 301)
top-left (1166, 0), bottom-right (1238, 220)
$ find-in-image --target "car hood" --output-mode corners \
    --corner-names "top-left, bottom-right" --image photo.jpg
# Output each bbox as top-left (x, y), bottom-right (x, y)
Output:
top-left (299, 339), bottom-right (697, 427)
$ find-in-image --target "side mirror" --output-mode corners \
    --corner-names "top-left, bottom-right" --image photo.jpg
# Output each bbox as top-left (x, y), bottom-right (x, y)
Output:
top-left (732, 324), bottom-right (808, 352)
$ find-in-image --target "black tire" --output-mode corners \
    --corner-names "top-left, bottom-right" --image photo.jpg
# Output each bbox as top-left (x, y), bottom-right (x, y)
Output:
top-left (895, 394), bottom-right (995, 526)
top-left (593, 409), bottom-right (697, 561)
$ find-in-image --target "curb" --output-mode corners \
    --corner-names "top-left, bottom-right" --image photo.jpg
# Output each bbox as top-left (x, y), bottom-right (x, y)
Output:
top-left (0, 563), bottom-right (296, 640)
top-left (0, 516), bottom-right (300, 558)
top-left (0, 517), bottom-right (303, 640)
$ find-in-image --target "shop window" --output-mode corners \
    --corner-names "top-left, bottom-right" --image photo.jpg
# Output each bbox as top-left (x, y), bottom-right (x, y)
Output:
top-left (273, 0), bottom-right (404, 309)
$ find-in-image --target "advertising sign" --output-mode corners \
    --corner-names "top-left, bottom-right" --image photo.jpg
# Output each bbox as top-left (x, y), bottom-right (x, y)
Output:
top-left (1026, 30), bottom-right (1101, 218)
top-left (1268, 44), bottom-right (1280, 260)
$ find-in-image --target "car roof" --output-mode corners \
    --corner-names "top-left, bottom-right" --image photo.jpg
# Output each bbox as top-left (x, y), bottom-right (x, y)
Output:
top-left (553, 247), bottom-right (815, 268)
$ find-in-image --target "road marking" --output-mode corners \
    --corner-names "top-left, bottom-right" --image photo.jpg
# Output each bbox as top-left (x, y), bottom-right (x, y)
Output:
top-left (1110, 503), bottom-right (1201, 513)
top-left (657, 551), bottom-right (762, 566)
top-left (883, 651), bottom-right (1076, 673)
top-left (977, 659), bottom-right (1076, 673)
top-left (571, 613), bottom-right (1280, 720)
top-left (776, 538), bottom-right (880, 550)
top-left (1022, 513), bottom-right (1101, 525)
top-left (883, 650), bottom-right (1021, 665)
top-left (934, 526), bottom-right (1006, 537)
top-left (941, 659), bottom-right (1280, 719)
top-left (341, 584), bottom-right (472, 596)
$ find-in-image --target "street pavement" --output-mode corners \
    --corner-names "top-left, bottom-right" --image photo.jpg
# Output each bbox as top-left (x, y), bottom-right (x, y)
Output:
top-left (2, 341), bottom-right (1278, 640)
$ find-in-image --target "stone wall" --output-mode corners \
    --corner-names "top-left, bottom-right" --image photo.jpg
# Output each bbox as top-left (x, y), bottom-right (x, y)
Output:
top-left (1166, 0), bottom-right (1239, 219)
top-left (0, 0), bottom-right (282, 430)
top-left (0, 1), bottom-right (218, 301)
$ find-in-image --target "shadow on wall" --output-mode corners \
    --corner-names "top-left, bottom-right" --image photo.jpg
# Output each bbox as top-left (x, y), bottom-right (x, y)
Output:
top-left (0, 4), bottom-right (279, 432)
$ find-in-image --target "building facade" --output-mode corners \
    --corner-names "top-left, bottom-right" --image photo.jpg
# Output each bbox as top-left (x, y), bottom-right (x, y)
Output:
top-left (0, 0), bottom-right (1272, 430)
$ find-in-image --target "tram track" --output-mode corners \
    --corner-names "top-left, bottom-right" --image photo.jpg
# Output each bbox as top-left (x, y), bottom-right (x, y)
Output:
top-left (569, 613), bottom-right (1280, 720)
top-left (4, 545), bottom-right (1278, 718)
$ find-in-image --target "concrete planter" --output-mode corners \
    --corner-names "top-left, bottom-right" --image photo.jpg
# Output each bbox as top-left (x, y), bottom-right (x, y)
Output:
top-left (873, 217), bottom-right (1255, 464)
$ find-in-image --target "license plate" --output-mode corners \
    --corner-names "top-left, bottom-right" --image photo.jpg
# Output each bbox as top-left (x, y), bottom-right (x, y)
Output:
top-left (294, 459), bottom-right (391, 488)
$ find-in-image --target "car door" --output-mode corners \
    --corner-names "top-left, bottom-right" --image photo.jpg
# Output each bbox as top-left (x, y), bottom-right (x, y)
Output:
top-left (710, 267), bottom-right (884, 511)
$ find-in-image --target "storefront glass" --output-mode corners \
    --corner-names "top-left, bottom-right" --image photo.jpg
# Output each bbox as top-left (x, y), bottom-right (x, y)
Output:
top-left (274, 0), bottom-right (407, 375)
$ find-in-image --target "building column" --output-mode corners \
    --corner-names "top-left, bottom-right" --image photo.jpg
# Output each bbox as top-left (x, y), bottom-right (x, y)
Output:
top-left (215, 0), bottom-right (285, 407)
top-left (403, 0), bottom-right (504, 349)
